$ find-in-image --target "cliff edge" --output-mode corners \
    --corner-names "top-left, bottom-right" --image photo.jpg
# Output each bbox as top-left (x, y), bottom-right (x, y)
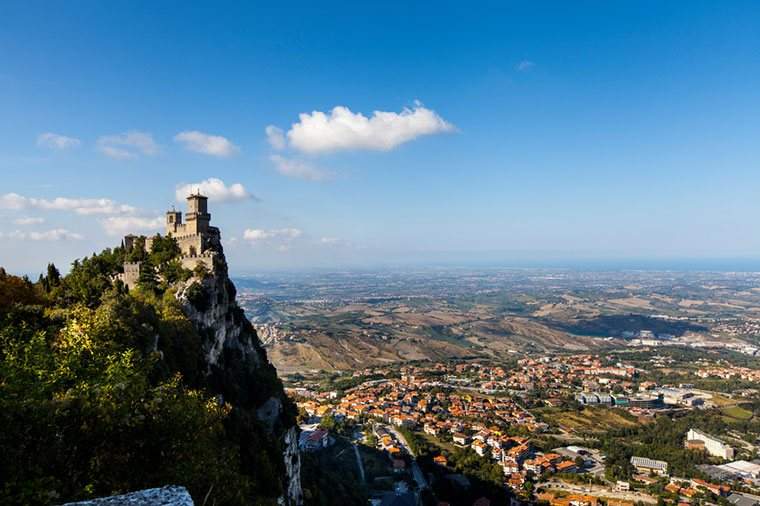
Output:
top-left (176, 252), bottom-right (302, 505)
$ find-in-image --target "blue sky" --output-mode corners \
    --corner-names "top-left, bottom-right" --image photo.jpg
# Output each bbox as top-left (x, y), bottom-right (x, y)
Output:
top-left (1, 1), bottom-right (760, 274)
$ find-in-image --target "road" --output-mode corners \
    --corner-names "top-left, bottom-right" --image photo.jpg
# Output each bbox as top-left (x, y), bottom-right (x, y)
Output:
top-left (352, 443), bottom-right (366, 484)
top-left (387, 425), bottom-right (428, 490)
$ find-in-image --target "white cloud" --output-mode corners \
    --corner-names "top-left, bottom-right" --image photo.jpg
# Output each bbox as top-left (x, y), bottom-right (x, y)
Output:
top-left (97, 131), bottom-right (158, 159)
top-left (265, 125), bottom-right (286, 150)
top-left (243, 228), bottom-right (302, 242)
top-left (269, 154), bottom-right (330, 181)
top-left (174, 130), bottom-right (239, 157)
top-left (0, 228), bottom-right (83, 241)
top-left (516, 60), bottom-right (535, 72)
top-left (37, 132), bottom-right (81, 150)
top-left (13, 216), bottom-right (45, 225)
top-left (317, 236), bottom-right (355, 249)
top-left (0, 193), bottom-right (137, 215)
top-left (276, 104), bottom-right (454, 154)
top-left (175, 178), bottom-right (253, 202)
top-left (100, 216), bottom-right (164, 236)
top-left (0, 192), bottom-right (164, 239)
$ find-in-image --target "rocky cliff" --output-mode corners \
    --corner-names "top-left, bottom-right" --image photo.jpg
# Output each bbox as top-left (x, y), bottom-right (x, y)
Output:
top-left (176, 252), bottom-right (302, 506)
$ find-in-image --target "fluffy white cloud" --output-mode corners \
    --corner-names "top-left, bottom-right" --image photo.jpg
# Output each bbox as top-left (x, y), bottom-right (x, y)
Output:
top-left (273, 104), bottom-right (453, 154)
top-left (243, 228), bottom-right (302, 242)
top-left (269, 155), bottom-right (330, 181)
top-left (516, 60), bottom-right (535, 72)
top-left (97, 131), bottom-right (158, 159)
top-left (13, 216), bottom-right (45, 225)
top-left (175, 178), bottom-right (253, 202)
top-left (174, 130), bottom-right (239, 157)
top-left (265, 126), bottom-right (286, 150)
top-left (0, 193), bottom-right (137, 215)
top-left (100, 216), bottom-right (164, 236)
top-left (0, 228), bottom-right (83, 241)
top-left (37, 132), bottom-right (81, 150)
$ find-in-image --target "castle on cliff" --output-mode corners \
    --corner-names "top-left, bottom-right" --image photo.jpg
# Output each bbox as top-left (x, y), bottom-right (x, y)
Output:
top-left (118, 192), bottom-right (221, 289)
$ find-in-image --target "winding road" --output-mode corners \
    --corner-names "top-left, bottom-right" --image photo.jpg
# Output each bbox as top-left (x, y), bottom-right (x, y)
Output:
top-left (352, 443), bottom-right (366, 483)
top-left (387, 425), bottom-right (428, 490)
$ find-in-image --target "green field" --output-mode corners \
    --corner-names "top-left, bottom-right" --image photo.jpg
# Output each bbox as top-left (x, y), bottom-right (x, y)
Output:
top-left (721, 404), bottom-right (753, 422)
top-left (420, 431), bottom-right (459, 454)
top-left (536, 407), bottom-right (640, 434)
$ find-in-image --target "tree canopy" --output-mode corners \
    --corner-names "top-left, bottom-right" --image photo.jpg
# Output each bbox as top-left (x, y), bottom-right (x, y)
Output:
top-left (0, 243), bottom-right (288, 506)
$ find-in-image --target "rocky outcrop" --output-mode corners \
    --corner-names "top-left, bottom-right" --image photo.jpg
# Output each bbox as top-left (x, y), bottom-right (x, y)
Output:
top-left (175, 249), bottom-right (302, 505)
top-left (63, 486), bottom-right (194, 506)
top-left (281, 427), bottom-right (303, 506)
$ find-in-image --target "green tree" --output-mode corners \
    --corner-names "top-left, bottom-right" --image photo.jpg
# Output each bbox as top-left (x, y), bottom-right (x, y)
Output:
top-left (0, 259), bottom-right (291, 506)
top-left (137, 260), bottom-right (159, 292)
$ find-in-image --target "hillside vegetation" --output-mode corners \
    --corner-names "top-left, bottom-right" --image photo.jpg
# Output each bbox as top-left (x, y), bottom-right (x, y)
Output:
top-left (0, 239), bottom-right (294, 505)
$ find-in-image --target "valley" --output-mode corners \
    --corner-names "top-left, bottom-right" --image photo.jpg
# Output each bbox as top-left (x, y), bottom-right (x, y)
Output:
top-left (234, 269), bottom-right (760, 375)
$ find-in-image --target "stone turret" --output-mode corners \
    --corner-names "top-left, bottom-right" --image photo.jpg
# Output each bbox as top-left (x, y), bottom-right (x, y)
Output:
top-left (184, 192), bottom-right (210, 234)
top-left (165, 208), bottom-right (182, 234)
top-left (164, 192), bottom-right (220, 260)
top-left (117, 193), bottom-right (221, 289)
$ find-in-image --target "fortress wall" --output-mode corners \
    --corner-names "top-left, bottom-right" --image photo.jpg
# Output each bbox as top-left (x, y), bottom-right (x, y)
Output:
top-left (170, 233), bottom-right (203, 257)
top-left (117, 261), bottom-right (142, 290)
top-left (181, 255), bottom-right (214, 272)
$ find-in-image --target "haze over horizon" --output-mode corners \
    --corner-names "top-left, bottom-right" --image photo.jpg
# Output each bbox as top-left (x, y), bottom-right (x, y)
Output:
top-left (2, 2), bottom-right (760, 275)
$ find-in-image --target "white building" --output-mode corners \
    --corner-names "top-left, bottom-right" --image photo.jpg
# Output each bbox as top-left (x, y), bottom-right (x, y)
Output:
top-left (630, 456), bottom-right (669, 476)
top-left (717, 460), bottom-right (760, 479)
top-left (686, 428), bottom-right (734, 460)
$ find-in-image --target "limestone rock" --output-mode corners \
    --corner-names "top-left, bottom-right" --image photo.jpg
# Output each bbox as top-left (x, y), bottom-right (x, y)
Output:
top-left (175, 251), bottom-right (302, 505)
top-left (62, 486), bottom-right (193, 506)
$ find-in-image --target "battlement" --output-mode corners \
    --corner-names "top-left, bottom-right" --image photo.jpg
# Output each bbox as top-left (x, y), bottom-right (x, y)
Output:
top-left (116, 261), bottom-right (142, 290)
top-left (117, 193), bottom-right (223, 289)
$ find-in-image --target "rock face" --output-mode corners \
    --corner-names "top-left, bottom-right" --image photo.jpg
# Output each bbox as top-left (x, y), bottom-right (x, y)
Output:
top-left (282, 427), bottom-right (303, 506)
top-left (62, 486), bottom-right (194, 506)
top-left (176, 249), bottom-right (302, 506)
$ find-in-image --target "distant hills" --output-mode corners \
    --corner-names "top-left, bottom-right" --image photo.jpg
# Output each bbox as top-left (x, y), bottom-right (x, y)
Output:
top-left (234, 269), bottom-right (758, 375)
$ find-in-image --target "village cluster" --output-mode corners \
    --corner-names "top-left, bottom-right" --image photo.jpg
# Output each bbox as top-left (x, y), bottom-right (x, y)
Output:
top-left (289, 354), bottom-right (760, 505)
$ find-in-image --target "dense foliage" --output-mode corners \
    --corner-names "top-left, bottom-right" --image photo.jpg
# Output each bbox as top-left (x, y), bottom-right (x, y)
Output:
top-left (300, 438), bottom-right (367, 506)
top-left (403, 428), bottom-right (509, 506)
top-left (599, 410), bottom-right (740, 480)
top-left (0, 239), bottom-right (291, 506)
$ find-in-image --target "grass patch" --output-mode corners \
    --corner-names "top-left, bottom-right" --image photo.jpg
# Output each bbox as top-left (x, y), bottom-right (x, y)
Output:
top-left (358, 445), bottom-right (393, 483)
top-left (537, 407), bottom-right (640, 434)
top-left (420, 432), bottom-right (459, 454)
top-left (722, 404), bottom-right (753, 421)
top-left (710, 394), bottom-right (736, 407)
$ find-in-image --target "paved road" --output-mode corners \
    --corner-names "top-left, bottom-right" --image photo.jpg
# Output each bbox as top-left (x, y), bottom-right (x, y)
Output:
top-left (409, 462), bottom-right (427, 491)
top-left (387, 426), bottom-right (428, 490)
top-left (352, 444), bottom-right (366, 484)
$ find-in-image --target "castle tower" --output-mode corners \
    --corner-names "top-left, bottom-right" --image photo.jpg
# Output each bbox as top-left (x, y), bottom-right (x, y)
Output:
top-left (165, 208), bottom-right (182, 235)
top-left (185, 192), bottom-right (210, 234)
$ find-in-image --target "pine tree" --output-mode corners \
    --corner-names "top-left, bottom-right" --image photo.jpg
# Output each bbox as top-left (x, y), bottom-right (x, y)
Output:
top-left (46, 263), bottom-right (61, 287)
top-left (137, 259), bottom-right (158, 292)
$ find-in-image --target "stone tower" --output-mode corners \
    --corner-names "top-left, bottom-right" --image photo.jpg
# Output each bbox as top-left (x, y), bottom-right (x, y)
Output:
top-left (185, 192), bottom-right (210, 234)
top-left (165, 208), bottom-right (182, 235)
top-left (164, 191), bottom-right (221, 260)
